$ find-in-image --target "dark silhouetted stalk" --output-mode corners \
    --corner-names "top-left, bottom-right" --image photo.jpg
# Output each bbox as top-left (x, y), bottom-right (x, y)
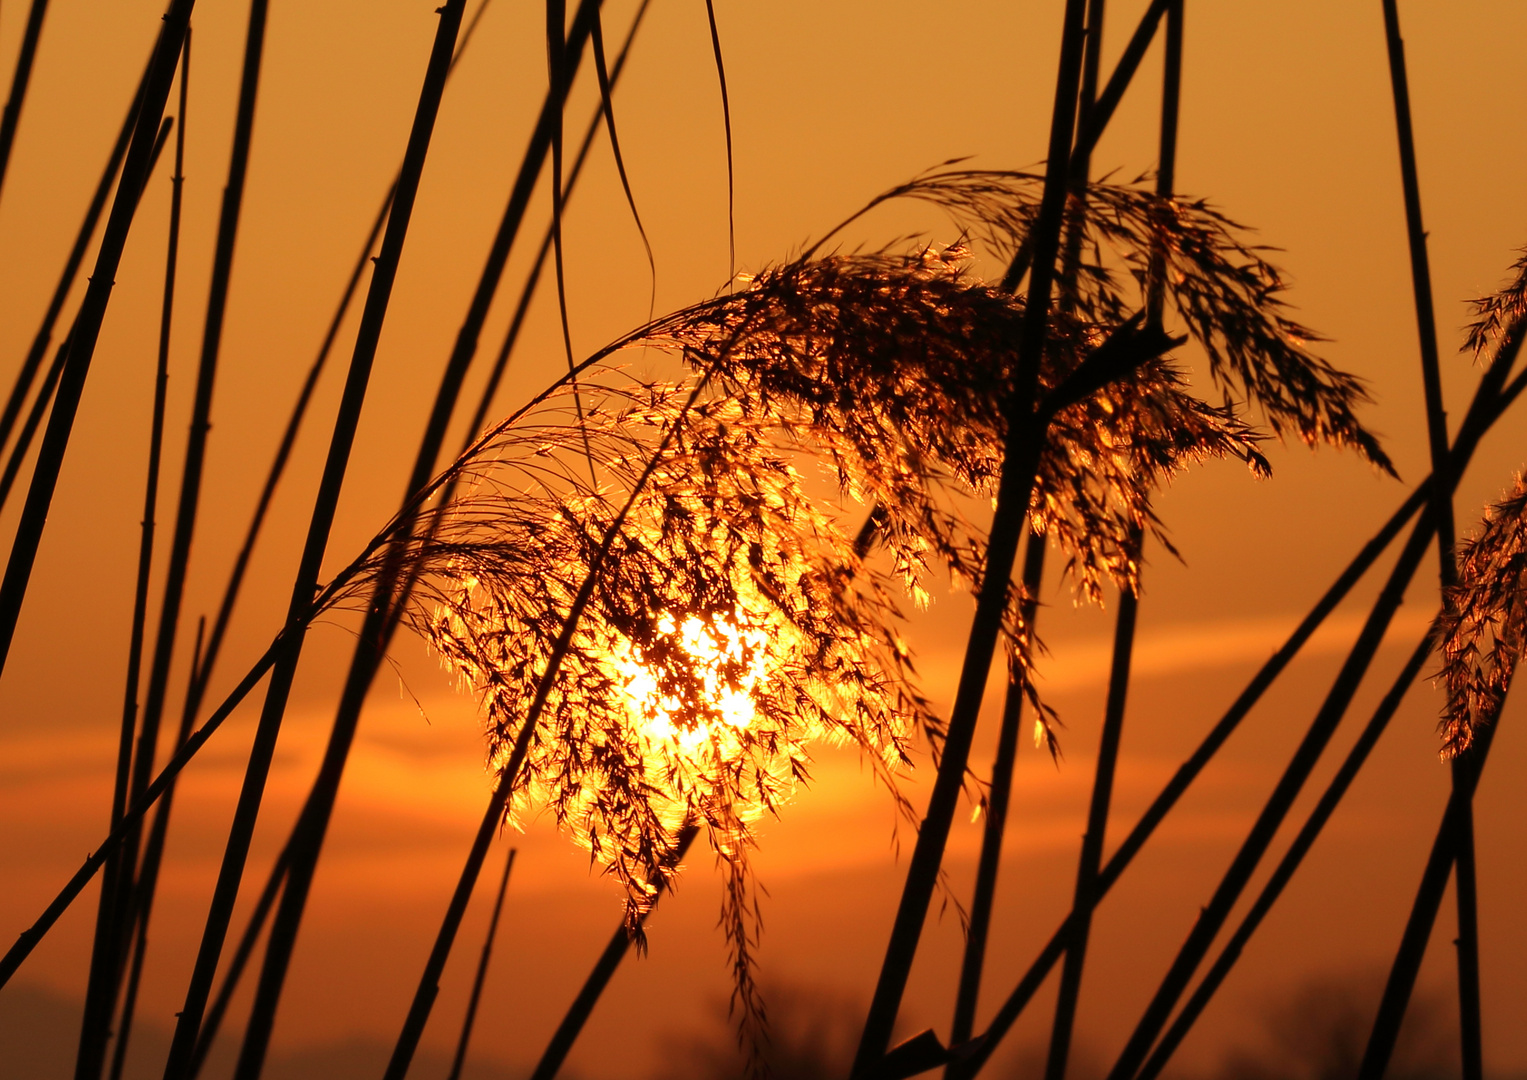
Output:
top-left (1379, 4), bottom-right (1480, 1073)
top-left (0, 0), bottom-right (192, 675)
top-left (955, 338), bottom-right (1526, 1078)
top-left (1046, 5), bottom-right (1180, 1075)
top-left (229, 8), bottom-right (606, 1074)
top-left (0, 47), bottom-right (151, 472)
top-left (186, 842), bottom-right (291, 1078)
top-left (703, 0), bottom-right (734, 279)
top-left (528, 827), bottom-right (697, 1080)
top-left (87, 7), bottom-right (264, 1074)
top-left (77, 37), bottom-right (189, 1080)
top-left (1101, 507), bottom-right (1466, 1080)
top-left (384, 372), bottom-right (727, 1080)
top-left (545, 0), bottom-right (597, 478)
top-left (852, 4), bottom-right (1090, 1072)
top-left (0, 331), bottom-right (68, 506)
top-left (588, 8), bottom-right (653, 299)
top-left (1358, 722), bottom-right (1499, 1080)
top-left (159, 6), bottom-right (465, 1074)
top-left (107, 614), bottom-right (198, 1080)
top-left (445, 847), bottom-right (517, 1080)
top-left (460, 0), bottom-right (651, 446)
top-left (947, 534), bottom-right (1045, 1062)
top-left (1044, 550), bottom-right (1136, 1080)
top-left (1137, 624), bottom-right (1438, 1080)
top-left (69, 112), bottom-right (179, 1080)
top-left (0, 0), bottom-right (49, 209)
top-left (0, 635), bottom-right (282, 989)
top-left (1068, 0), bottom-right (1169, 181)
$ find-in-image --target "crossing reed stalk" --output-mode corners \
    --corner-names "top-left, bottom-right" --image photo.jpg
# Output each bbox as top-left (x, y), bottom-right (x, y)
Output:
top-left (0, 0), bottom-right (193, 675)
top-left (852, 4), bottom-right (1092, 1071)
top-left (158, 6), bottom-right (466, 1073)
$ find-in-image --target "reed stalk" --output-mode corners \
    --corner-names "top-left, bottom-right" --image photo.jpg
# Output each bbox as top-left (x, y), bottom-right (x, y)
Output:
top-left (953, 340), bottom-right (1527, 1078)
top-left (852, 4), bottom-right (1092, 1071)
top-left (0, 0), bottom-right (49, 209)
top-left (86, 6), bottom-right (262, 1071)
top-left (1099, 494), bottom-right (1473, 1080)
top-left (230, 8), bottom-right (612, 1071)
top-left (0, 97), bottom-right (172, 513)
top-left (1136, 624), bottom-right (1440, 1080)
top-left (946, 533), bottom-right (1045, 1062)
top-left (0, 58), bottom-right (156, 501)
top-left (528, 827), bottom-right (698, 1080)
top-left (1357, 721), bottom-right (1498, 1080)
top-left (1044, 543), bottom-right (1136, 1080)
top-left (444, 847), bottom-right (517, 1080)
top-left (159, 6), bottom-right (466, 1074)
top-left (187, 841), bottom-right (291, 1077)
top-left (1045, 6), bottom-right (1181, 1075)
top-left (108, 619), bottom-right (200, 1080)
top-left (1378, 4), bottom-right (1482, 1073)
top-left (383, 369), bottom-right (734, 1080)
top-left (76, 34), bottom-right (190, 1079)
top-left (1040, 3), bottom-right (1119, 1076)
top-left (114, 13), bottom-right (492, 1043)
top-left (702, 0), bottom-right (734, 279)
top-left (0, 0), bottom-right (192, 675)
top-left (68, 109), bottom-right (177, 1080)
top-left (459, 0), bottom-right (650, 449)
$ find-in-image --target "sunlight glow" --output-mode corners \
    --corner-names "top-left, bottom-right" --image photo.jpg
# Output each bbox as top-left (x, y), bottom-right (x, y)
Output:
top-left (612, 612), bottom-right (770, 751)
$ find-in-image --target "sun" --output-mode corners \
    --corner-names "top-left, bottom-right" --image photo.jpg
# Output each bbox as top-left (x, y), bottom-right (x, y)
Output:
top-left (611, 610), bottom-right (771, 752)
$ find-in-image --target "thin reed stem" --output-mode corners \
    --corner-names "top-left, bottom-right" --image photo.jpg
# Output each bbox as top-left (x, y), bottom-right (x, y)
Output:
top-left (71, 112), bottom-right (181, 1080)
top-left (459, 0), bottom-right (651, 448)
top-left (703, 0), bottom-right (734, 280)
top-left (0, 46), bottom-right (150, 475)
top-left (187, 843), bottom-right (291, 1078)
top-left (230, 8), bottom-right (606, 1071)
top-left (1100, 488), bottom-right (1478, 1080)
top-left (159, 6), bottom-right (466, 1074)
top-left (0, 0), bottom-right (192, 677)
top-left (0, 636), bottom-right (283, 989)
top-left (528, 827), bottom-right (697, 1080)
top-left (852, 5), bottom-right (1091, 1071)
top-left (108, 615), bottom-right (199, 1080)
top-left (1379, 4), bottom-right (1481, 1072)
top-left (86, 9), bottom-right (261, 1073)
top-left (384, 370), bottom-right (727, 1080)
top-left (1358, 722), bottom-right (1499, 1080)
top-left (1042, 3), bottom-right (1118, 1075)
top-left (79, 37), bottom-right (188, 1080)
top-left (1047, 3), bottom-right (1180, 1072)
top-left (1068, 0), bottom-right (1170, 180)
top-left (954, 340), bottom-right (1527, 1078)
top-left (947, 534), bottom-right (1045, 1061)
top-left (1044, 546), bottom-right (1135, 1080)
top-left (1136, 624), bottom-right (1440, 1080)
top-left (0, 0), bottom-right (48, 209)
top-left (445, 846), bottom-right (517, 1080)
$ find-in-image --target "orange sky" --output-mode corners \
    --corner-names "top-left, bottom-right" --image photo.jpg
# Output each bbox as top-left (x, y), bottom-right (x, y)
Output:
top-left (2, 1), bottom-right (1526, 1078)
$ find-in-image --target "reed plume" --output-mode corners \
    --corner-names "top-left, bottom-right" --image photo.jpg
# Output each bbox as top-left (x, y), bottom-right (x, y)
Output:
top-left (1437, 475), bottom-right (1527, 758)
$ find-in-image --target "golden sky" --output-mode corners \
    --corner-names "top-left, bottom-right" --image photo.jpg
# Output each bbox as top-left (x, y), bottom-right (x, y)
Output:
top-left (1, 1), bottom-right (1525, 1077)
